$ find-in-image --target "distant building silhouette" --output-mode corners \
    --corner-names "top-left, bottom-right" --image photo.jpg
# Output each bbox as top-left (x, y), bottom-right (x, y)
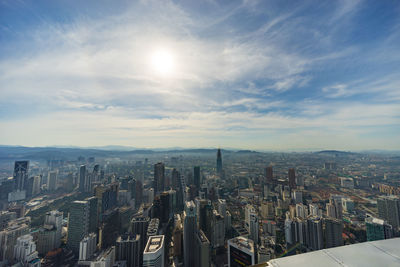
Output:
top-left (216, 149), bottom-right (222, 175)
top-left (154, 163), bottom-right (165, 194)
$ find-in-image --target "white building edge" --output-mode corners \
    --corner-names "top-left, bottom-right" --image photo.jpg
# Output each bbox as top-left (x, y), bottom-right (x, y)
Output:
top-left (256, 238), bottom-right (400, 267)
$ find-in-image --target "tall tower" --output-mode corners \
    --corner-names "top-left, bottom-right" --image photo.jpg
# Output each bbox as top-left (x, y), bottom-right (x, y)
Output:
top-left (47, 171), bottom-right (58, 191)
top-left (130, 216), bottom-right (150, 266)
top-left (183, 201), bottom-right (197, 267)
top-left (216, 149), bottom-right (222, 175)
top-left (67, 200), bottom-right (89, 256)
top-left (79, 165), bottom-right (86, 193)
top-left (116, 234), bottom-right (141, 267)
top-left (154, 163), bottom-right (165, 194)
top-left (13, 161), bottom-right (29, 192)
top-left (265, 166), bottom-right (273, 183)
top-left (288, 168), bottom-right (296, 190)
top-left (194, 166), bottom-right (201, 189)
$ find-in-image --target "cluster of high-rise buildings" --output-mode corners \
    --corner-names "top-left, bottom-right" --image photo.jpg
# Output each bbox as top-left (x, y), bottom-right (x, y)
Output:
top-left (0, 148), bottom-right (400, 266)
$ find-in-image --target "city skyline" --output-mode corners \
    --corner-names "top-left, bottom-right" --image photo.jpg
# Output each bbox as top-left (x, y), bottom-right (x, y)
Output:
top-left (1, 0), bottom-right (400, 150)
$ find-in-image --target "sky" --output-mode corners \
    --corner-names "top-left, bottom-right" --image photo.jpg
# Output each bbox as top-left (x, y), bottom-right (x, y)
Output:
top-left (0, 0), bottom-right (399, 151)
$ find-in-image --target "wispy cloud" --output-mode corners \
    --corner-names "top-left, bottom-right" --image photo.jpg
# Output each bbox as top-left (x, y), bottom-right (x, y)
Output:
top-left (0, 0), bottom-right (399, 149)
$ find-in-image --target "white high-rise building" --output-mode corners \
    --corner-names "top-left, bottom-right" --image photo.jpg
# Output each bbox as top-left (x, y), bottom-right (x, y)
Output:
top-left (245, 204), bottom-right (256, 231)
top-left (296, 204), bottom-right (308, 219)
top-left (143, 235), bottom-right (165, 267)
top-left (79, 233), bottom-right (97, 261)
top-left (249, 213), bottom-right (259, 246)
top-left (45, 210), bottom-right (63, 247)
top-left (14, 234), bottom-right (39, 264)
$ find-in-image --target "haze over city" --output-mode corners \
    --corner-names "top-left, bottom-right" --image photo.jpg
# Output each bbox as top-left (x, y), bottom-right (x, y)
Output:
top-left (1, 0), bottom-right (399, 150)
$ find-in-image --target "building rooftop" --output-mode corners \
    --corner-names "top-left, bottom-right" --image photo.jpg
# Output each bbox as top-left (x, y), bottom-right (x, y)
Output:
top-left (228, 236), bottom-right (254, 253)
top-left (144, 235), bottom-right (164, 253)
top-left (260, 238), bottom-right (400, 267)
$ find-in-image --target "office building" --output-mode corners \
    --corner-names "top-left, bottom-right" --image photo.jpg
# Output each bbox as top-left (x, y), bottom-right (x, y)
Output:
top-left (147, 218), bottom-right (160, 239)
top-left (0, 217), bottom-right (30, 262)
top-left (13, 234), bottom-right (40, 265)
top-left (47, 171), bottom-right (58, 191)
top-left (79, 233), bottom-right (97, 261)
top-left (227, 236), bottom-right (255, 267)
top-left (309, 204), bottom-right (321, 217)
top-left (32, 175), bottom-right (41, 195)
top-left (377, 195), bottom-right (400, 230)
top-left (154, 163), bottom-right (165, 194)
top-left (216, 148), bottom-right (222, 175)
top-left (89, 246), bottom-right (115, 267)
top-left (67, 200), bottom-right (89, 256)
top-left (194, 166), bottom-right (201, 189)
top-left (45, 210), bottom-right (63, 248)
top-left (342, 198), bottom-right (355, 213)
top-left (211, 209), bottom-right (225, 249)
top-left (245, 204), bottom-right (256, 231)
top-left (324, 218), bottom-right (343, 248)
top-left (130, 216), bottom-right (150, 261)
top-left (265, 166), bottom-right (273, 183)
top-left (194, 230), bottom-right (210, 267)
top-left (0, 211), bottom-right (16, 231)
top-left (172, 214), bottom-right (183, 259)
top-left (37, 224), bottom-right (57, 256)
top-left (13, 161), bottom-right (29, 192)
top-left (249, 213), bottom-right (259, 246)
top-left (86, 196), bottom-right (98, 233)
top-left (288, 168), bottom-right (296, 190)
top-left (307, 216), bottom-right (323, 251)
top-left (115, 234), bottom-right (140, 267)
top-left (292, 190), bottom-right (303, 204)
top-left (366, 216), bottom-right (393, 241)
top-left (79, 165), bottom-right (87, 193)
top-left (143, 235), bottom-right (165, 267)
top-left (183, 201), bottom-right (196, 267)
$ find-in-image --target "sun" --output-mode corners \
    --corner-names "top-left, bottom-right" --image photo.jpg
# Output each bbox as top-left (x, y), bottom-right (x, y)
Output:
top-left (151, 49), bottom-right (175, 76)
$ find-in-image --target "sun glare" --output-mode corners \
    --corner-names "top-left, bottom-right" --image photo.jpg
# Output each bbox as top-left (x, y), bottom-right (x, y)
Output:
top-left (151, 49), bottom-right (175, 76)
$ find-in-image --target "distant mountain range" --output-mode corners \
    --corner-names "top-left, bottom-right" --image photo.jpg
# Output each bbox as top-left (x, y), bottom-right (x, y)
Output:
top-left (0, 146), bottom-right (398, 161)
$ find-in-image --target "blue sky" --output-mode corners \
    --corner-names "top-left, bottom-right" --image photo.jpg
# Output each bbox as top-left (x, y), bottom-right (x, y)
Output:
top-left (0, 0), bottom-right (399, 150)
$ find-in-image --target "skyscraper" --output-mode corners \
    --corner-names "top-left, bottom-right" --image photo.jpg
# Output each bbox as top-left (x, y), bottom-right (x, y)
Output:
top-left (194, 230), bottom-right (210, 267)
top-left (365, 216), bottom-right (393, 241)
top-left (85, 196), bottom-right (98, 234)
top-left (377, 195), bottom-right (400, 229)
top-left (183, 201), bottom-right (196, 267)
top-left (67, 201), bottom-right (89, 256)
top-left (47, 171), bottom-right (58, 191)
top-left (130, 216), bottom-right (150, 266)
top-left (265, 166), bottom-right (273, 183)
top-left (194, 166), bottom-right (201, 189)
top-left (143, 235), bottom-right (165, 267)
top-left (307, 216), bottom-right (323, 251)
top-left (13, 161), bottom-right (29, 192)
top-left (116, 234), bottom-right (140, 267)
top-left (154, 163), bottom-right (165, 194)
top-left (249, 213), bottom-right (259, 246)
top-left (216, 149), bottom-right (222, 175)
top-left (288, 168), bottom-right (296, 190)
top-left (211, 209), bottom-right (225, 249)
top-left (227, 236), bottom-right (255, 267)
top-left (44, 210), bottom-right (63, 248)
top-left (324, 218), bottom-right (343, 248)
top-left (79, 165), bottom-right (86, 193)
top-left (79, 233), bottom-right (97, 261)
